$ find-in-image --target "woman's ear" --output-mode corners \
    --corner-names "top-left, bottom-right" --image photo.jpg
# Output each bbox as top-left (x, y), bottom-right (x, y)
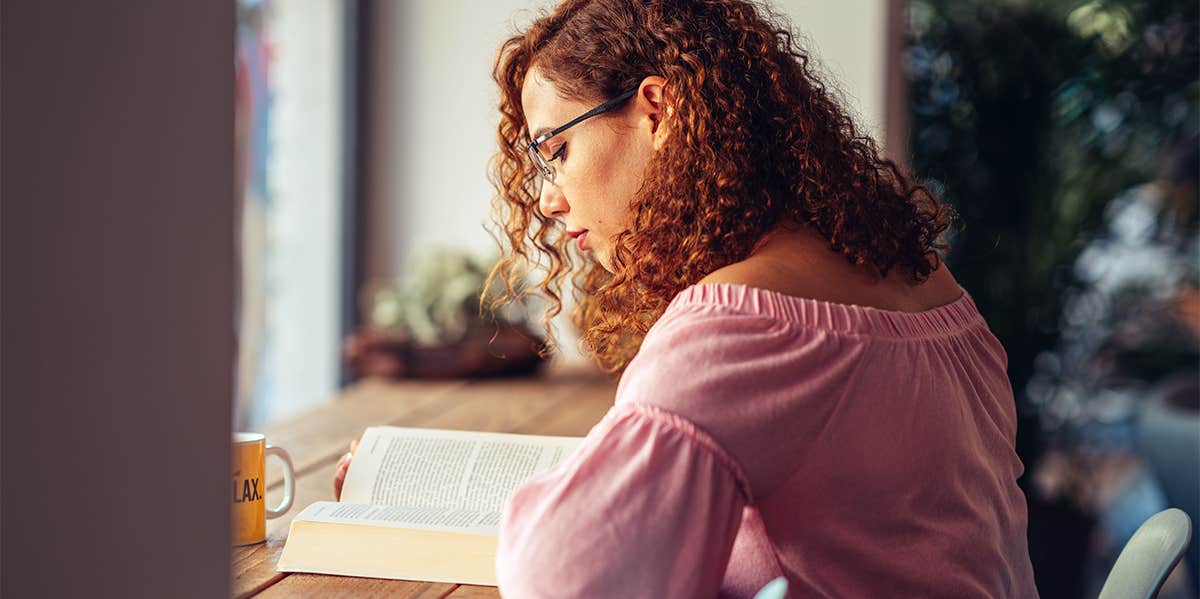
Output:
top-left (635, 76), bottom-right (670, 149)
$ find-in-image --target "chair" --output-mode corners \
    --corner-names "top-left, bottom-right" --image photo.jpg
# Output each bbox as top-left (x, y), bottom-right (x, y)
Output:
top-left (1098, 508), bottom-right (1192, 599)
top-left (752, 576), bottom-right (788, 599)
top-left (1138, 380), bottom-right (1200, 591)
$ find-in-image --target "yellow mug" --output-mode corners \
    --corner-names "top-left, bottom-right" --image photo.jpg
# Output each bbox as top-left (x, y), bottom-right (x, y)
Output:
top-left (232, 432), bottom-right (295, 545)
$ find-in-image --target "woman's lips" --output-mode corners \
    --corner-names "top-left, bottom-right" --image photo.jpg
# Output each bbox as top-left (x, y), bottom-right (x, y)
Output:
top-left (568, 229), bottom-right (588, 251)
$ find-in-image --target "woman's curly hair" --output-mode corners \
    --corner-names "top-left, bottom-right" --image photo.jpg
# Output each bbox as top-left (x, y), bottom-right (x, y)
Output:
top-left (485, 0), bottom-right (955, 372)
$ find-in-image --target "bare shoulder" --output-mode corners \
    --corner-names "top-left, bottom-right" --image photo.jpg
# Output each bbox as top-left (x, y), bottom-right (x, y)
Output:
top-left (697, 258), bottom-right (778, 287)
top-left (697, 230), bottom-right (962, 313)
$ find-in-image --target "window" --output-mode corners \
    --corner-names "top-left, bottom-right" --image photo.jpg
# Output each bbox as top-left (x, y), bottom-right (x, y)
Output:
top-left (235, 0), bottom-right (352, 428)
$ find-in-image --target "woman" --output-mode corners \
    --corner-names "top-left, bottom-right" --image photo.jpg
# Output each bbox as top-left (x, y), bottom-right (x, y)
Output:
top-left (336, 0), bottom-right (1037, 596)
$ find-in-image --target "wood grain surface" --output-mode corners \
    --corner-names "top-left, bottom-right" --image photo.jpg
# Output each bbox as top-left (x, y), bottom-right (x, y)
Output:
top-left (233, 368), bottom-right (617, 598)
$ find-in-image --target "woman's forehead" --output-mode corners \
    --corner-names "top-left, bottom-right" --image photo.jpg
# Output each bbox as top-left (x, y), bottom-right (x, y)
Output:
top-left (520, 68), bottom-right (585, 138)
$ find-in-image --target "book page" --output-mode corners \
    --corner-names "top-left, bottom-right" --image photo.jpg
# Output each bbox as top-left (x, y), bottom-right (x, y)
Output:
top-left (294, 500), bottom-right (500, 535)
top-left (340, 426), bottom-right (582, 512)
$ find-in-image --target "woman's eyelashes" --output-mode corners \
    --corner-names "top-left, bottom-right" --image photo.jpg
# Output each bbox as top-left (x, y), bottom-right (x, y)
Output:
top-left (549, 142), bottom-right (567, 163)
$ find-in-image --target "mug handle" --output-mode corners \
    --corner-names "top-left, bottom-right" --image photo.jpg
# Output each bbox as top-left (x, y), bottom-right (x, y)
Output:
top-left (264, 444), bottom-right (295, 518)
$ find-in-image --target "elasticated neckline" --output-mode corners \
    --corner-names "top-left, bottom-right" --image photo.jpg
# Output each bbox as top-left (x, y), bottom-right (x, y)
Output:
top-left (667, 282), bottom-right (986, 339)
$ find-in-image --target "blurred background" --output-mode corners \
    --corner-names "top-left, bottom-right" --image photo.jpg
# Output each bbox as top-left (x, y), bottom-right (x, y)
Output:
top-left (233, 0), bottom-right (1198, 596)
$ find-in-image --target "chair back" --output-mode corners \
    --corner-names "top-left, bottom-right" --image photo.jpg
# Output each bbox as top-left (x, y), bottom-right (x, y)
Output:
top-left (1097, 507), bottom-right (1192, 599)
top-left (752, 576), bottom-right (788, 599)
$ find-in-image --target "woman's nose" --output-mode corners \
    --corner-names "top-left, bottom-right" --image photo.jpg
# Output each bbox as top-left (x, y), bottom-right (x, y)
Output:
top-left (538, 181), bottom-right (569, 219)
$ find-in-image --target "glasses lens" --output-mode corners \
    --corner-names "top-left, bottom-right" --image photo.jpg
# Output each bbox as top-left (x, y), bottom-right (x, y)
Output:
top-left (527, 144), bottom-right (554, 183)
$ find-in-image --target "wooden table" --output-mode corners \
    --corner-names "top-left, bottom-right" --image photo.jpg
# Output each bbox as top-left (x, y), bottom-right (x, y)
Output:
top-left (232, 368), bottom-right (619, 598)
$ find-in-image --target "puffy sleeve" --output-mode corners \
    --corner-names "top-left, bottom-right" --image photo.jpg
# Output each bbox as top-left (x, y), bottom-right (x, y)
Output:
top-left (495, 401), bottom-right (751, 598)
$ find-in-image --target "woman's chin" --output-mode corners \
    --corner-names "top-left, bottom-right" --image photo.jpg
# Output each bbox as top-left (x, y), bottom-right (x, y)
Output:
top-left (594, 252), bottom-right (614, 274)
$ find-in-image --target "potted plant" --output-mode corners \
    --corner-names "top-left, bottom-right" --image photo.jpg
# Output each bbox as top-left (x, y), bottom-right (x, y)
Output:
top-left (343, 249), bottom-right (545, 379)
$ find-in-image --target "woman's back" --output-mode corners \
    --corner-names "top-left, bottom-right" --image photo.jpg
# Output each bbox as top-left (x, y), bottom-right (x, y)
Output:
top-left (694, 227), bottom-right (1035, 597)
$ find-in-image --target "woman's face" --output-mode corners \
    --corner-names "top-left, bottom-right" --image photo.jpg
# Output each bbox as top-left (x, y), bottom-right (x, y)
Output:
top-left (520, 67), bottom-right (666, 272)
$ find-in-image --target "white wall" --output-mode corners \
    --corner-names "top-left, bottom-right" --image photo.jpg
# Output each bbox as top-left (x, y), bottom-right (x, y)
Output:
top-left (774, 0), bottom-right (888, 143)
top-left (368, 0), bottom-right (888, 361)
top-left (370, 0), bottom-right (556, 278)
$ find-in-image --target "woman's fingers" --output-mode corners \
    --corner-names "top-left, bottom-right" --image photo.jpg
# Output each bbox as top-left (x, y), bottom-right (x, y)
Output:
top-left (333, 439), bottom-right (360, 501)
top-left (333, 467), bottom-right (347, 499)
top-left (333, 450), bottom-right (354, 500)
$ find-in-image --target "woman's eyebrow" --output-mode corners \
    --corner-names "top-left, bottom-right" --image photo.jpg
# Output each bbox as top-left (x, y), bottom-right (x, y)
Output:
top-left (531, 126), bottom-right (553, 140)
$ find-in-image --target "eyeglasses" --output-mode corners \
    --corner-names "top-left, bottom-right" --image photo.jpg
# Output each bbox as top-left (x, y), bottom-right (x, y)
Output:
top-left (527, 88), bottom-right (638, 186)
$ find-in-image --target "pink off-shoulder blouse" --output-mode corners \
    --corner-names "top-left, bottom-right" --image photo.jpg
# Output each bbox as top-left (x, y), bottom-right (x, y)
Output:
top-left (496, 283), bottom-right (1038, 598)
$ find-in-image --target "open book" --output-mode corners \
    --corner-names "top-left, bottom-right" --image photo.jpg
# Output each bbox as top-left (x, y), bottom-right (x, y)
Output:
top-left (276, 426), bottom-right (583, 585)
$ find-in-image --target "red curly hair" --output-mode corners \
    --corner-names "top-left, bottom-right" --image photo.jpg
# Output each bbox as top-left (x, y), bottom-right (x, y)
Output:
top-left (485, 0), bottom-right (954, 372)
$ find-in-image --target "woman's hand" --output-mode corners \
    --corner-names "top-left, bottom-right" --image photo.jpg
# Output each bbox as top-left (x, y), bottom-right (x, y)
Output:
top-left (332, 439), bottom-right (359, 501)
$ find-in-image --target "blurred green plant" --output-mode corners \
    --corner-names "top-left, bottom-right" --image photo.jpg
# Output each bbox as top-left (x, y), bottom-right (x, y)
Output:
top-left (907, 0), bottom-right (1197, 421)
top-left (364, 248), bottom-right (533, 346)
